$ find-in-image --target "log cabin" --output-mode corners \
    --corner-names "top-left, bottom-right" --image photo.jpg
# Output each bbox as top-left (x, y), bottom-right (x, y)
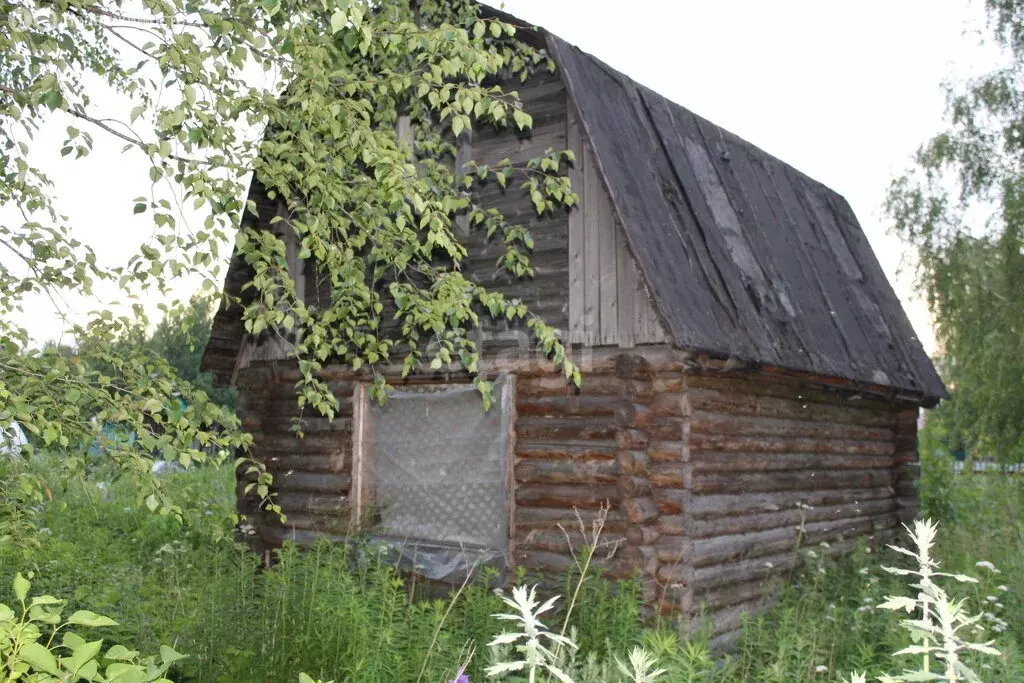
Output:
top-left (200, 8), bottom-right (946, 644)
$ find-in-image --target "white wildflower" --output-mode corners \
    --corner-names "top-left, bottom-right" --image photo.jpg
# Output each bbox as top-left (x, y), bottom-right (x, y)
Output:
top-left (815, 664), bottom-right (828, 673)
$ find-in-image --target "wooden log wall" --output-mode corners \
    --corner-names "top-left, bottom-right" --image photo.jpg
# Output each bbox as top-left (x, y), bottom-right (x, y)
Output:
top-left (234, 350), bottom-right (921, 646)
top-left (236, 363), bottom-right (356, 550)
top-left (653, 366), bottom-right (917, 647)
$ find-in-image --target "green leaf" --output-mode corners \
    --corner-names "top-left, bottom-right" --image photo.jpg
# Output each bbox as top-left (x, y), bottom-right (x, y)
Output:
top-left (512, 109), bottom-right (532, 130)
top-left (159, 645), bottom-right (188, 666)
top-left (64, 639), bottom-right (103, 674)
top-left (19, 642), bottom-right (61, 676)
top-left (330, 10), bottom-right (346, 33)
top-left (13, 573), bottom-right (29, 601)
top-left (133, 203), bottom-right (147, 215)
top-left (68, 610), bottom-right (119, 627)
top-left (105, 644), bottom-right (138, 661)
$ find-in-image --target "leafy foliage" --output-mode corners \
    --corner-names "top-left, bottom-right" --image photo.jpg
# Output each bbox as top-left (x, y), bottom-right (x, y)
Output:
top-left (887, 0), bottom-right (1024, 462)
top-left (0, 572), bottom-right (186, 682)
top-left (2, 0), bottom-right (579, 521)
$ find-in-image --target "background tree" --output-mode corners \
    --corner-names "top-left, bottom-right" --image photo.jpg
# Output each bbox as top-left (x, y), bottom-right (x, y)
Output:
top-left (145, 297), bottom-right (237, 411)
top-left (888, 0), bottom-right (1024, 462)
top-left (1, 0), bottom-right (577, 521)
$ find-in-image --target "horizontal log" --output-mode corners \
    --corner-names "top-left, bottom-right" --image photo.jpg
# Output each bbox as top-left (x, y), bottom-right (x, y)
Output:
top-left (689, 433), bottom-right (895, 456)
top-left (650, 393), bottom-right (687, 417)
top-left (688, 498), bottom-right (896, 539)
top-left (617, 450), bottom-right (651, 476)
top-left (656, 514), bottom-right (686, 536)
top-left (273, 471), bottom-right (351, 495)
top-left (692, 551), bottom-right (798, 589)
top-left (680, 516), bottom-right (875, 567)
top-left (514, 549), bottom-right (636, 578)
top-left (689, 515), bottom-right (899, 587)
top-left (689, 411), bottom-right (893, 441)
top-left (617, 475), bottom-right (652, 498)
top-left (274, 492), bottom-right (350, 517)
top-left (689, 451), bottom-right (895, 473)
top-left (263, 513), bottom-right (352, 534)
top-left (655, 563), bottom-right (687, 585)
top-left (648, 441), bottom-right (684, 462)
top-left (685, 373), bottom-right (897, 412)
top-left (515, 529), bottom-right (627, 554)
top-left (263, 416), bottom-right (353, 435)
top-left (687, 388), bottom-right (896, 428)
top-left (689, 486), bottom-right (893, 519)
top-left (266, 398), bottom-right (354, 420)
top-left (647, 418), bottom-right (685, 441)
top-left (515, 395), bottom-right (617, 418)
top-left (616, 429), bottom-right (649, 450)
top-left (617, 404), bottom-right (654, 429)
top-left (265, 453), bottom-right (349, 474)
top-left (623, 497), bottom-right (660, 524)
top-left (649, 463), bottom-right (685, 488)
top-left (652, 487), bottom-right (685, 514)
top-left (516, 374), bottom-right (622, 397)
top-left (514, 417), bottom-right (616, 444)
top-left (691, 576), bottom-right (782, 612)
top-left (261, 434), bottom-right (349, 455)
top-left (513, 506), bottom-right (628, 531)
top-left (691, 468), bottom-right (895, 495)
top-left (515, 459), bottom-right (619, 485)
top-left (516, 443), bottom-right (617, 461)
top-left (652, 376), bottom-right (684, 394)
top-left (515, 484), bottom-right (619, 509)
top-left (626, 525), bottom-right (660, 546)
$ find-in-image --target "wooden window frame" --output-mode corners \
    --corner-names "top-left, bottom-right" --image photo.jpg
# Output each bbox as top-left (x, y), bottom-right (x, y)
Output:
top-left (350, 376), bottom-right (516, 567)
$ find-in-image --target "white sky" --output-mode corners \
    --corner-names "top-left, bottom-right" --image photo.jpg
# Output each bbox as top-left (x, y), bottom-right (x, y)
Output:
top-left (9, 0), bottom-right (1003, 353)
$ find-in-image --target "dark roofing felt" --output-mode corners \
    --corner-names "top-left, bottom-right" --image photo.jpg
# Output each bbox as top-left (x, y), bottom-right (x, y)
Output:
top-left (543, 33), bottom-right (945, 403)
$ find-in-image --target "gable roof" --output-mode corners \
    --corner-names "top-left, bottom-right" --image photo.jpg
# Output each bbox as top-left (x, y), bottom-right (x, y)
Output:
top-left (542, 32), bottom-right (945, 404)
top-left (203, 8), bottom-right (946, 405)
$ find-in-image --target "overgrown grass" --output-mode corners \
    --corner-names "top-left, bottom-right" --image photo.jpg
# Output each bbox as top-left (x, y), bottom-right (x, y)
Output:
top-left (1, 457), bottom-right (1022, 682)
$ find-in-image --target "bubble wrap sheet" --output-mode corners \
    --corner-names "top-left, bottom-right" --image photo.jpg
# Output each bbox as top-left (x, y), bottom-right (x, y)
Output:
top-left (364, 376), bottom-right (509, 580)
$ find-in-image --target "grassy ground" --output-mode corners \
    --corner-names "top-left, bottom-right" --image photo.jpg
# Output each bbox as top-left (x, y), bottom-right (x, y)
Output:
top-left (1, 457), bottom-right (1021, 682)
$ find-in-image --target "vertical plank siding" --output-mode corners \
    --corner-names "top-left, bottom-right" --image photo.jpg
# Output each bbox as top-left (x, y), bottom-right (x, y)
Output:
top-left (566, 103), bottom-right (668, 347)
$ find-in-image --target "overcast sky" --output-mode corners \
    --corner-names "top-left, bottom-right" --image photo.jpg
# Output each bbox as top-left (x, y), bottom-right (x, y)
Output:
top-left (9, 0), bottom-right (1002, 353)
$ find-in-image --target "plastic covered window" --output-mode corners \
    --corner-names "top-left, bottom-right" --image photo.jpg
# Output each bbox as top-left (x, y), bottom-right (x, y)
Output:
top-left (355, 376), bottom-right (510, 580)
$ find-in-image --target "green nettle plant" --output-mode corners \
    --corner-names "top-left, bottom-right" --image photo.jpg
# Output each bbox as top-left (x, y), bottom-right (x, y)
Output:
top-left (1, 573), bottom-right (186, 682)
top-left (2, 0), bottom-right (579, 524)
top-left (848, 520), bottom-right (1001, 683)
